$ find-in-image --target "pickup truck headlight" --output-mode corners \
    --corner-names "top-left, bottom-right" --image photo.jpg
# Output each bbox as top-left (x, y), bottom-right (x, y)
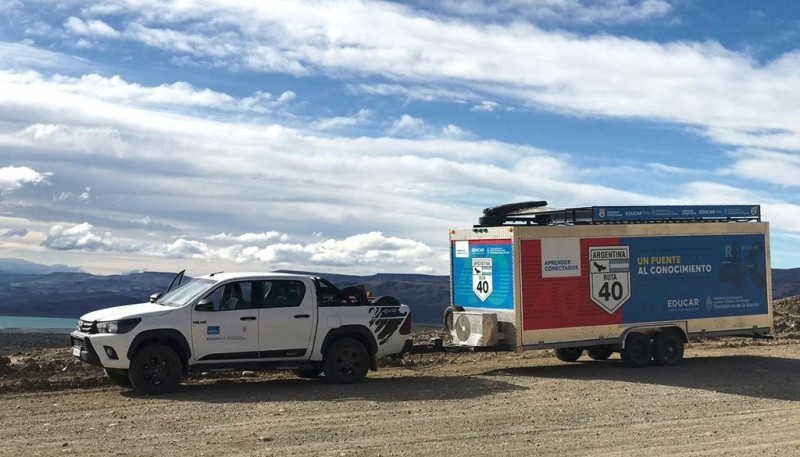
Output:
top-left (96, 318), bottom-right (141, 334)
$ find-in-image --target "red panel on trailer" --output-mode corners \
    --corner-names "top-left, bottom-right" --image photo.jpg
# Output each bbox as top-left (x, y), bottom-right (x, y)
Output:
top-left (520, 237), bottom-right (623, 330)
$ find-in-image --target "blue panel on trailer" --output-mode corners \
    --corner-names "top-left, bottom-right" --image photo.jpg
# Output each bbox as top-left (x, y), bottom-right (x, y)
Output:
top-left (622, 234), bottom-right (768, 323)
top-left (593, 205), bottom-right (760, 222)
top-left (451, 240), bottom-right (514, 310)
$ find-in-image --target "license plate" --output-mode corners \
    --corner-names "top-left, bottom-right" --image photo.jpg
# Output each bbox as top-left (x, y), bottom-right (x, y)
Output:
top-left (72, 346), bottom-right (81, 357)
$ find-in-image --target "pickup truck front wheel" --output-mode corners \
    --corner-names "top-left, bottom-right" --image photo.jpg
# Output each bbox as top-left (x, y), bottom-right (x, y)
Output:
top-left (128, 343), bottom-right (182, 395)
top-left (323, 338), bottom-right (369, 384)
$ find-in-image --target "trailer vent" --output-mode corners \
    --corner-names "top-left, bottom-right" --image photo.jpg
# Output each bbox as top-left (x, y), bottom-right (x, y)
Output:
top-left (451, 312), bottom-right (498, 347)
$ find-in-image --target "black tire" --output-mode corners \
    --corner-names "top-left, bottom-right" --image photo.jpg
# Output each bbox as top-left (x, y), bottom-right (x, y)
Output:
top-left (128, 343), bottom-right (182, 395)
top-left (104, 368), bottom-right (131, 387)
top-left (621, 332), bottom-right (652, 368)
top-left (554, 347), bottom-right (583, 362)
top-left (587, 345), bottom-right (614, 361)
top-left (372, 295), bottom-right (400, 307)
top-left (340, 286), bottom-right (368, 306)
top-left (293, 367), bottom-right (323, 379)
top-left (322, 338), bottom-right (369, 384)
top-left (652, 330), bottom-right (685, 366)
top-left (443, 306), bottom-right (456, 332)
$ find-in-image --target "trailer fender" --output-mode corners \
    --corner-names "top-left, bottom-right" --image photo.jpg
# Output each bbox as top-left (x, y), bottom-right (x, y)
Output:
top-left (620, 325), bottom-right (687, 348)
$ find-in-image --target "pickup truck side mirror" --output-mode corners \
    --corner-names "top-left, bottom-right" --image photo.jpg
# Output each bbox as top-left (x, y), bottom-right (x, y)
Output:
top-left (149, 292), bottom-right (162, 303)
top-left (195, 299), bottom-right (214, 312)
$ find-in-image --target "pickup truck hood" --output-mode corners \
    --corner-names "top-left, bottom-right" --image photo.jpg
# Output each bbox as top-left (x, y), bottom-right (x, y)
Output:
top-left (80, 302), bottom-right (173, 322)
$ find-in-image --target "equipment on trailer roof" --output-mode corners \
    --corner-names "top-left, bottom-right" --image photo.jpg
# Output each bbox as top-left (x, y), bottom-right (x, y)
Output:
top-left (477, 201), bottom-right (761, 227)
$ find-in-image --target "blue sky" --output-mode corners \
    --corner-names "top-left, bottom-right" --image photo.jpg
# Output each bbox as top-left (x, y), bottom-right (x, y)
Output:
top-left (0, 0), bottom-right (798, 276)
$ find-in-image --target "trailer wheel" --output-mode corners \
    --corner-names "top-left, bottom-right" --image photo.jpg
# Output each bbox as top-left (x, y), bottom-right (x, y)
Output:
top-left (443, 305), bottom-right (459, 332)
top-left (621, 332), bottom-right (652, 368)
top-left (554, 347), bottom-right (583, 362)
top-left (652, 330), bottom-right (684, 366)
top-left (587, 345), bottom-right (614, 361)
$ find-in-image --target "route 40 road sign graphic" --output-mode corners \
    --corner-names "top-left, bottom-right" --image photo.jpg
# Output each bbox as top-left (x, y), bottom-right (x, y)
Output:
top-left (472, 258), bottom-right (493, 301)
top-left (589, 246), bottom-right (631, 314)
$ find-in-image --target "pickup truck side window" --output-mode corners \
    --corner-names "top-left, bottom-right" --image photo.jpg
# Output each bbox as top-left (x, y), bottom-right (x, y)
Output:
top-left (263, 280), bottom-right (306, 308)
top-left (204, 281), bottom-right (253, 311)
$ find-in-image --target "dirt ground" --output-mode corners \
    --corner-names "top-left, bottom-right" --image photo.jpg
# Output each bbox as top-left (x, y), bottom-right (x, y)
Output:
top-left (1, 296), bottom-right (799, 456)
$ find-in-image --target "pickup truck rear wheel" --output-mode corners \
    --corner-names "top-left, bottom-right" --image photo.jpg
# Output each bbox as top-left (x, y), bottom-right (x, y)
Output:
top-left (104, 369), bottom-right (131, 387)
top-left (293, 367), bottom-right (323, 379)
top-left (323, 338), bottom-right (369, 384)
top-left (128, 343), bottom-right (182, 395)
top-left (554, 347), bottom-right (583, 362)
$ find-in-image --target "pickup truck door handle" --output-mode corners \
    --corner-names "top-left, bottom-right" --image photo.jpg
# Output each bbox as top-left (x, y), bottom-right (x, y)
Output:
top-left (294, 314), bottom-right (310, 319)
top-left (240, 316), bottom-right (257, 321)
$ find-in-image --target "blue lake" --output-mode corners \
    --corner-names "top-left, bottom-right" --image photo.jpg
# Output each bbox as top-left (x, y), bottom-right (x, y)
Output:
top-left (0, 315), bottom-right (77, 330)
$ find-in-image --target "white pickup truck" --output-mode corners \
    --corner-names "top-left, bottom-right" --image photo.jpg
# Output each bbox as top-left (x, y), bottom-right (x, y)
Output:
top-left (70, 271), bottom-right (412, 394)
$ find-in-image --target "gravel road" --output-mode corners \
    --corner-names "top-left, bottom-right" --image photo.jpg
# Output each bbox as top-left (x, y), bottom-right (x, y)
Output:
top-left (2, 339), bottom-right (800, 456)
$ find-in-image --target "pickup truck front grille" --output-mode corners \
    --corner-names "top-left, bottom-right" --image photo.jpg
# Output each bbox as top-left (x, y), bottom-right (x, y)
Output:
top-left (78, 320), bottom-right (97, 334)
top-left (71, 336), bottom-right (85, 350)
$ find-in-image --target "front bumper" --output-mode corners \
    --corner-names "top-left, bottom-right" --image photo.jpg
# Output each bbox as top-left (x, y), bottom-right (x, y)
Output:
top-left (70, 332), bottom-right (102, 367)
top-left (70, 331), bottom-right (135, 370)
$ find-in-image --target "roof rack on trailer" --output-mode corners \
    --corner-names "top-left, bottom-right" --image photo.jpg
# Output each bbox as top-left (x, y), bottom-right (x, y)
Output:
top-left (476, 201), bottom-right (761, 227)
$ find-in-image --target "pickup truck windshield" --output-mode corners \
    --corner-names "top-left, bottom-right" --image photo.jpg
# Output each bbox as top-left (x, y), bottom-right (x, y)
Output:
top-left (158, 279), bottom-right (216, 307)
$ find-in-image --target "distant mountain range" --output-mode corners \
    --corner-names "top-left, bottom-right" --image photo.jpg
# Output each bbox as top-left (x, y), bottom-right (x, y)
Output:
top-left (0, 258), bottom-right (797, 326)
top-left (0, 267), bottom-right (450, 326)
top-left (0, 258), bottom-right (83, 274)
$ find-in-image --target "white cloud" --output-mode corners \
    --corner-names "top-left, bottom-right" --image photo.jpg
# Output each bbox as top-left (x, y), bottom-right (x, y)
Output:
top-left (355, 83), bottom-right (474, 103)
top-left (236, 232), bottom-right (434, 268)
top-left (646, 163), bottom-right (696, 175)
top-left (2, 1), bottom-right (800, 272)
top-left (0, 166), bottom-right (51, 194)
top-left (208, 231), bottom-right (289, 243)
top-left (159, 238), bottom-right (210, 259)
top-left (441, 124), bottom-right (470, 139)
top-left (429, 0), bottom-right (673, 25)
top-left (1, 71), bottom-right (293, 116)
top-left (311, 109), bottom-right (372, 131)
top-left (54, 191), bottom-right (74, 202)
top-left (471, 101), bottom-right (499, 112)
top-left (0, 42), bottom-right (90, 72)
top-left (22, 0), bottom-right (790, 157)
top-left (64, 17), bottom-right (120, 38)
top-left (2, 61), bottom-right (796, 248)
top-left (43, 222), bottom-right (114, 251)
top-left (39, 223), bottom-right (435, 271)
top-left (725, 149), bottom-right (800, 187)
top-left (2, 228), bottom-right (29, 238)
top-left (18, 123), bottom-right (128, 156)
top-left (79, 186), bottom-right (92, 201)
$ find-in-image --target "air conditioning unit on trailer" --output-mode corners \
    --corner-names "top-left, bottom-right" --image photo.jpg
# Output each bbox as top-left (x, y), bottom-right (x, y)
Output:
top-left (451, 312), bottom-right (498, 347)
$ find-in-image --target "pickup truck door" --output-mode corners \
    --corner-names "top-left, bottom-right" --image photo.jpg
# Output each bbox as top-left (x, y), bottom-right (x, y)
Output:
top-left (257, 279), bottom-right (315, 359)
top-left (191, 281), bottom-right (259, 361)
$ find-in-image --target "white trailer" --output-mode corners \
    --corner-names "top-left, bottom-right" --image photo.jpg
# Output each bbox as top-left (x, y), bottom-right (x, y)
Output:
top-left (438, 202), bottom-right (772, 367)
